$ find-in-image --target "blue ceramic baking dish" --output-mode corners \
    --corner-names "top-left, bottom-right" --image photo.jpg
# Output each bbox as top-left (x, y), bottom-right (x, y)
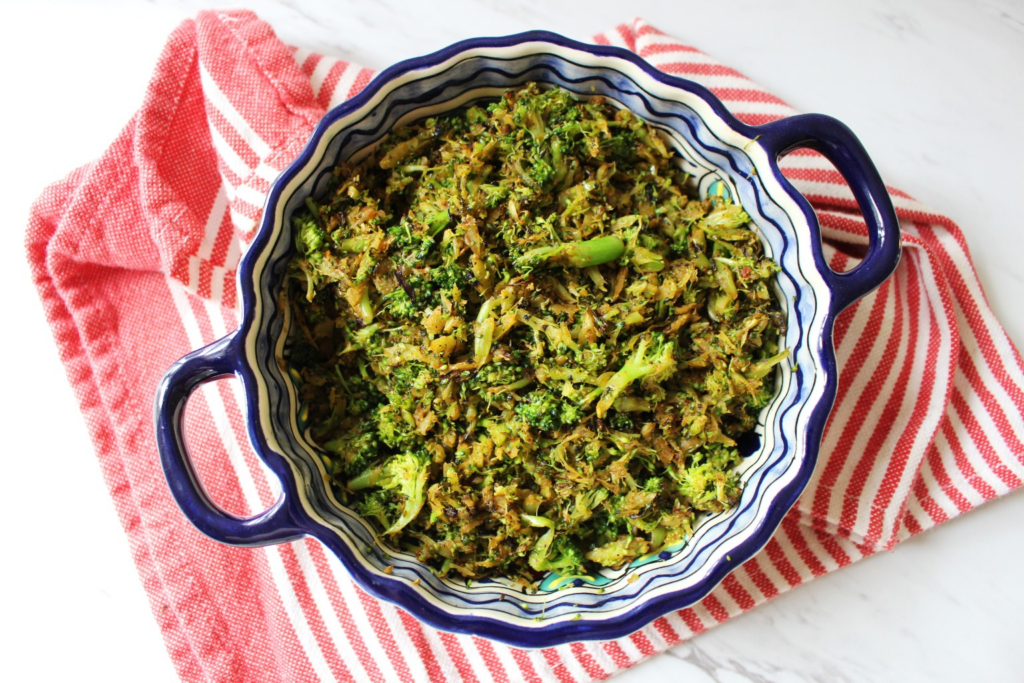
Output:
top-left (155, 31), bottom-right (900, 647)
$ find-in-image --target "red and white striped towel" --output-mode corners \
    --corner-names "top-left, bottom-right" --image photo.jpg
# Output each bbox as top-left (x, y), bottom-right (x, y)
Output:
top-left (25, 11), bottom-right (1024, 683)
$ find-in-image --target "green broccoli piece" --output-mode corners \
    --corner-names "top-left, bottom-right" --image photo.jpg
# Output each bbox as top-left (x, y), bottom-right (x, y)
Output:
top-left (703, 202), bottom-right (751, 232)
top-left (527, 157), bottom-right (555, 188)
top-left (387, 222), bottom-right (435, 265)
top-left (588, 508), bottom-right (628, 547)
top-left (425, 209), bottom-right (450, 236)
top-left (383, 288), bottom-right (418, 319)
top-left (515, 390), bottom-right (578, 432)
top-left (595, 334), bottom-right (677, 418)
top-left (429, 263), bottom-right (472, 291)
top-left (480, 184), bottom-right (510, 208)
top-left (534, 537), bottom-right (584, 574)
top-left (514, 235), bottom-right (625, 273)
top-left (575, 344), bottom-right (611, 375)
top-left (643, 477), bottom-right (663, 494)
top-left (347, 451), bottom-right (430, 534)
top-left (471, 361), bottom-right (528, 390)
top-left (322, 427), bottom-right (380, 479)
top-left (559, 402), bottom-right (583, 426)
top-left (374, 404), bottom-right (421, 451)
top-left (355, 489), bottom-right (397, 530)
top-left (608, 411), bottom-right (635, 432)
top-left (675, 447), bottom-right (742, 513)
top-left (583, 535), bottom-right (649, 568)
top-left (388, 362), bottom-right (433, 396)
top-left (293, 208), bottom-right (326, 258)
top-left (600, 129), bottom-right (637, 161)
top-left (519, 514), bottom-right (584, 574)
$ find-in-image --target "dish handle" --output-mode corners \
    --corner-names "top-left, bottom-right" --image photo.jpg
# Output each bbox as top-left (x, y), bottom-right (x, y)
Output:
top-left (757, 114), bottom-right (902, 313)
top-left (154, 334), bottom-right (303, 546)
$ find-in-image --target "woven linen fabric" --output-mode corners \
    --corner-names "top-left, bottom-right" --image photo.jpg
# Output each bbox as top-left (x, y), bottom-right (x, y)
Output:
top-left (26, 11), bottom-right (1024, 683)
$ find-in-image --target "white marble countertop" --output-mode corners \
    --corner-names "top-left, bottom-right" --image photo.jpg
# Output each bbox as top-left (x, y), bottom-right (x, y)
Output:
top-left (2, 1), bottom-right (1023, 681)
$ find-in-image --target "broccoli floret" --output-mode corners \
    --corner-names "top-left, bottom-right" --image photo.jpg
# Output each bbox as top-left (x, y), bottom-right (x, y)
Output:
top-left (337, 367), bottom-right (384, 416)
top-left (643, 477), bottom-right (663, 494)
top-left (383, 285), bottom-right (418, 320)
top-left (515, 390), bottom-right (577, 432)
top-left (675, 446), bottom-right (742, 513)
top-left (388, 222), bottom-right (435, 265)
top-left (293, 208), bottom-right (326, 258)
top-left (389, 362), bottom-right (433, 397)
top-left (527, 157), bottom-right (556, 188)
top-left (519, 514), bottom-right (583, 574)
top-left (374, 404), bottom-right (421, 451)
top-left (565, 487), bottom-right (610, 527)
top-left (559, 402), bottom-right (583, 426)
top-left (703, 202), bottom-right (750, 232)
top-left (575, 344), bottom-right (611, 375)
top-left (424, 209), bottom-right (450, 235)
top-left (600, 130), bottom-right (637, 161)
top-left (480, 184), bottom-right (510, 208)
top-left (355, 489), bottom-right (397, 530)
top-left (471, 361), bottom-right (527, 390)
top-left (322, 427), bottom-right (380, 479)
top-left (608, 411), bottom-right (635, 432)
top-left (341, 323), bottom-right (382, 356)
top-left (348, 451), bottom-right (430, 534)
top-left (429, 263), bottom-right (473, 291)
top-left (533, 537), bottom-right (584, 574)
top-left (595, 333), bottom-right (677, 418)
top-left (588, 508), bottom-right (628, 547)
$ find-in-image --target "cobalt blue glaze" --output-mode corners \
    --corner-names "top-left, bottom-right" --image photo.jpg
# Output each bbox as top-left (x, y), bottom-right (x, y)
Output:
top-left (756, 113), bottom-right (902, 315)
top-left (155, 334), bottom-right (305, 547)
top-left (155, 30), bottom-right (900, 648)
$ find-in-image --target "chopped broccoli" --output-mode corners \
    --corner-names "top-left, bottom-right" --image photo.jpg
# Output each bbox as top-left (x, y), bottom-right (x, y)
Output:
top-left (515, 390), bottom-right (579, 432)
top-left (584, 535), bottom-right (650, 568)
top-left (283, 83), bottom-right (787, 585)
top-left (595, 334), bottom-right (677, 418)
top-left (355, 489), bottom-right (397, 530)
top-left (514, 235), bottom-right (625, 273)
top-left (322, 427), bottom-right (379, 479)
top-left (374, 404), bottom-right (420, 451)
top-left (609, 411), bottom-right (635, 432)
top-left (520, 514), bottom-right (583, 574)
top-left (348, 451), bottom-right (430, 534)
top-left (471, 361), bottom-right (527, 390)
top-left (675, 447), bottom-right (742, 513)
top-left (533, 537), bottom-right (584, 574)
top-left (383, 287), bottom-right (418, 319)
top-left (425, 209), bottom-right (450, 235)
top-left (293, 210), bottom-right (326, 258)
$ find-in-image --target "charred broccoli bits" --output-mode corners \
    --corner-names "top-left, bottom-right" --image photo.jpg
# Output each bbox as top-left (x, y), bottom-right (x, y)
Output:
top-left (284, 83), bottom-right (787, 585)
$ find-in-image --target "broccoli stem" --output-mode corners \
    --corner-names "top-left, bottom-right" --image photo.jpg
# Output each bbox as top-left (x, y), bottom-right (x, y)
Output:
top-left (337, 236), bottom-right (370, 253)
top-left (520, 235), bottom-right (625, 270)
top-left (473, 296), bottom-right (498, 364)
top-left (747, 349), bottom-right (790, 380)
top-left (521, 514), bottom-right (557, 571)
top-left (347, 453), bottom-right (430, 534)
top-left (595, 336), bottom-right (675, 418)
top-left (347, 466), bottom-right (384, 491)
top-left (304, 197), bottom-right (325, 228)
top-left (357, 288), bottom-right (374, 324)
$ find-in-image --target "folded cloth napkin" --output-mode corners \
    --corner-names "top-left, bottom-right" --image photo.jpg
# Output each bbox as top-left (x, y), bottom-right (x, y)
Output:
top-left (26, 10), bottom-right (1024, 683)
